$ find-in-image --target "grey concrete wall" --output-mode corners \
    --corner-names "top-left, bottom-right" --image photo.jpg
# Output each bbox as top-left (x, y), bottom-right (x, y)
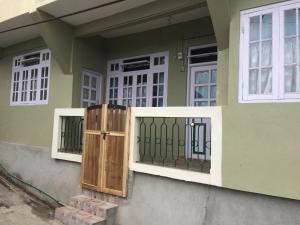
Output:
top-left (1, 142), bottom-right (300, 225)
top-left (0, 142), bottom-right (81, 203)
top-left (117, 173), bottom-right (300, 225)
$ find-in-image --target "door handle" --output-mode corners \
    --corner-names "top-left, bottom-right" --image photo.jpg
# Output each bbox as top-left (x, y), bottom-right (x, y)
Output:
top-left (101, 131), bottom-right (110, 140)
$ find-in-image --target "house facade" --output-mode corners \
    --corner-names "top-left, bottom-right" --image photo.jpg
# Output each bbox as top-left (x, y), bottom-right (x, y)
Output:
top-left (0, 0), bottom-right (300, 225)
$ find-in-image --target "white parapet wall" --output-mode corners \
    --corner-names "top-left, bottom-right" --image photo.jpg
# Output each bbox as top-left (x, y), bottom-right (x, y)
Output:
top-left (51, 108), bottom-right (85, 163)
top-left (129, 106), bottom-right (223, 187)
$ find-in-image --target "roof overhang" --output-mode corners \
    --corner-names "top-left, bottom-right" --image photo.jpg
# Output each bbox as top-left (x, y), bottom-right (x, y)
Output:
top-left (0, 13), bottom-right (39, 48)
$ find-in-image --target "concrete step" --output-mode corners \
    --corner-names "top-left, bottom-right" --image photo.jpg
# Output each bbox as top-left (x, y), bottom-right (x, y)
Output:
top-left (55, 206), bottom-right (105, 225)
top-left (69, 195), bottom-right (118, 225)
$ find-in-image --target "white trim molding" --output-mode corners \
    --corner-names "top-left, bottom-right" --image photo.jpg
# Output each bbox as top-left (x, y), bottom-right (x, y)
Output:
top-left (129, 106), bottom-right (223, 186)
top-left (51, 108), bottom-right (84, 163)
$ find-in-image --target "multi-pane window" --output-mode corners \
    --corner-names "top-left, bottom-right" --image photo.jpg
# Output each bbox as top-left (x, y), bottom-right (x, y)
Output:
top-left (107, 52), bottom-right (168, 107)
top-left (240, 1), bottom-right (300, 102)
top-left (81, 70), bottom-right (102, 107)
top-left (10, 49), bottom-right (51, 105)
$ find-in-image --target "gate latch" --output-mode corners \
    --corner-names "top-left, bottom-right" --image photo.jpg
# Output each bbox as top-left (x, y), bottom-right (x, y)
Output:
top-left (101, 131), bottom-right (110, 140)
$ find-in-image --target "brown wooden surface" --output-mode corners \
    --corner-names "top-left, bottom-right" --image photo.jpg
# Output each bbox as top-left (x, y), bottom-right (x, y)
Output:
top-left (81, 104), bottom-right (131, 197)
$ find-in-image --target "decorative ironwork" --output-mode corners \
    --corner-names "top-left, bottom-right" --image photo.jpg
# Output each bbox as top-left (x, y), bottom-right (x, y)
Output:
top-left (59, 116), bottom-right (84, 154)
top-left (137, 117), bottom-right (211, 173)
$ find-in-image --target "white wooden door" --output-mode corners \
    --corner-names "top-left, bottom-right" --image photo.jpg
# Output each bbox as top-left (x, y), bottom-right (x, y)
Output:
top-left (186, 64), bottom-right (217, 160)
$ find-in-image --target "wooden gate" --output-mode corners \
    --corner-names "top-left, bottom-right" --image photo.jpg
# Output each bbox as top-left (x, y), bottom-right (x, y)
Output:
top-left (80, 104), bottom-right (130, 197)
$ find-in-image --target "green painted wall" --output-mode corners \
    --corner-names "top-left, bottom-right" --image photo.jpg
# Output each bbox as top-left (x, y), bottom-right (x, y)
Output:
top-left (0, 38), bottom-right (73, 147)
top-left (106, 18), bottom-right (216, 106)
top-left (72, 36), bottom-right (107, 107)
top-left (219, 0), bottom-right (300, 200)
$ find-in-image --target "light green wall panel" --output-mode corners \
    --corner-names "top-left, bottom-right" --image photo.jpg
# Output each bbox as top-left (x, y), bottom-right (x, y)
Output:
top-left (219, 0), bottom-right (300, 200)
top-left (0, 39), bottom-right (73, 147)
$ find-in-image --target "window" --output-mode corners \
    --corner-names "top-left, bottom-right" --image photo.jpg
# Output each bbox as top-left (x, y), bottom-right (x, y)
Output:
top-left (10, 49), bottom-right (51, 105)
top-left (106, 52), bottom-right (168, 107)
top-left (81, 70), bottom-right (102, 107)
top-left (240, 0), bottom-right (300, 103)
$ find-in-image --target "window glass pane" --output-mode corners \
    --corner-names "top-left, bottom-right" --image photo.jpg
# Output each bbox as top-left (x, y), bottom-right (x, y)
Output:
top-left (285, 37), bottom-right (296, 64)
top-left (152, 98), bottom-right (157, 107)
top-left (261, 68), bottom-right (272, 94)
top-left (83, 88), bottom-right (89, 99)
top-left (261, 41), bottom-right (272, 67)
top-left (249, 69), bottom-right (259, 94)
top-left (123, 88), bottom-right (127, 98)
top-left (136, 87), bottom-right (140, 97)
top-left (91, 90), bottom-right (97, 101)
top-left (195, 71), bottom-right (209, 84)
top-left (262, 14), bottom-right (272, 39)
top-left (159, 72), bottom-right (164, 83)
top-left (211, 70), bottom-right (217, 83)
top-left (91, 77), bottom-right (97, 88)
top-left (158, 98), bottom-right (163, 106)
top-left (160, 57), bottom-right (165, 65)
top-left (142, 99), bottom-right (147, 106)
top-left (285, 9), bottom-right (296, 36)
top-left (142, 87), bottom-right (147, 97)
top-left (285, 66), bottom-right (297, 93)
top-left (153, 86), bottom-right (157, 96)
top-left (153, 73), bottom-right (158, 84)
top-left (210, 85), bottom-right (216, 98)
top-left (195, 86), bottom-right (208, 99)
top-left (249, 42), bottom-right (260, 68)
top-left (128, 87), bottom-right (132, 98)
top-left (250, 16), bottom-right (260, 41)
top-left (110, 78), bottom-right (114, 87)
top-left (84, 75), bottom-right (89, 86)
top-left (159, 85), bottom-right (164, 96)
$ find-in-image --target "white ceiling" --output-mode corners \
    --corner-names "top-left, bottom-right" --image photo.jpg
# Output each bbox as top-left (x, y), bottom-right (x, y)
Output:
top-left (99, 7), bottom-right (210, 38)
top-left (39, 0), bottom-right (157, 26)
top-left (0, 13), bottom-right (40, 48)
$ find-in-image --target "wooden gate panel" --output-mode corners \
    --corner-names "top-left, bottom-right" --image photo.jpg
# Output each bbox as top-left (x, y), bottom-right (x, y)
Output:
top-left (81, 104), bottom-right (130, 197)
top-left (82, 134), bottom-right (101, 187)
top-left (102, 135), bottom-right (125, 194)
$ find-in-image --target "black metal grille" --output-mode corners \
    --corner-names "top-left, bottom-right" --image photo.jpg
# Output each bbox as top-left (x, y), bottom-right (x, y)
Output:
top-left (59, 116), bottom-right (84, 154)
top-left (137, 117), bottom-right (211, 173)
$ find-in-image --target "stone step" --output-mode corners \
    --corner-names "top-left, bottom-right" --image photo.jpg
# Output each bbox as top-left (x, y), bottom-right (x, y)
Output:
top-left (55, 206), bottom-right (105, 225)
top-left (69, 195), bottom-right (118, 225)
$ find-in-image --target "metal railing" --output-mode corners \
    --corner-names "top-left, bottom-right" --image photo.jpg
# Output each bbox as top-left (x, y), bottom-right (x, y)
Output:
top-left (129, 107), bottom-right (222, 185)
top-left (59, 116), bottom-right (84, 154)
top-left (137, 117), bottom-right (211, 173)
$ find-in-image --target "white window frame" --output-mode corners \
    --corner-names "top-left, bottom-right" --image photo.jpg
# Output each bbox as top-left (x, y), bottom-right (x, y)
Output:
top-left (51, 108), bottom-right (84, 163)
top-left (106, 51), bottom-right (169, 107)
top-left (239, 0), bottom-right (300, 103)
top-left (81, 69), bottom-right (102, 107)
top-left (10, 49), bottom-right (51, 106)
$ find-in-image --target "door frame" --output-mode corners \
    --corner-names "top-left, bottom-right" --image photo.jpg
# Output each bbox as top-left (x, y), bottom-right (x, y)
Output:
top-left (188, 64), bottom-right (217, 106)
top-left (81, 69), bottom-right (103, 107)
